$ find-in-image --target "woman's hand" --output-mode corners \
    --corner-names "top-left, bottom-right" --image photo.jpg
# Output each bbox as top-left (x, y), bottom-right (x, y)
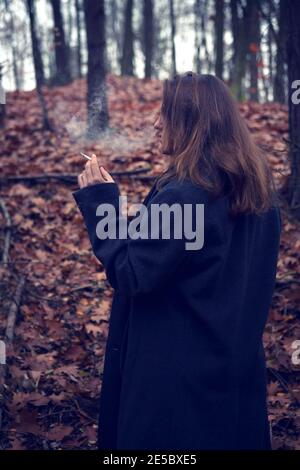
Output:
top-left (78, 154), bottom-right (115, 189)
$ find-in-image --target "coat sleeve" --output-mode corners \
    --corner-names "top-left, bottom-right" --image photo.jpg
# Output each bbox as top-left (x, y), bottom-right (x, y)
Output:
top-left (72, 182), bottom-right (200, 295)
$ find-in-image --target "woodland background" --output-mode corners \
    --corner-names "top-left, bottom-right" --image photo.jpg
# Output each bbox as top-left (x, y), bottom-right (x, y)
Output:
top-left (0, 0), bottom-right (299, 450)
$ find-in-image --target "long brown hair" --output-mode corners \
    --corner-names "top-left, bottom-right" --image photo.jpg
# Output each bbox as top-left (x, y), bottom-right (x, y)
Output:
top-left (156, 72), bottom-right (276, 216)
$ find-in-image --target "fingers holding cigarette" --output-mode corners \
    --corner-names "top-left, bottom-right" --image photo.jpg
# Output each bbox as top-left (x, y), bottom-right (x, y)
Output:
top-left (78, 153), bottom-right (115, 188)
top-left (90, 154), bottom-right (115, 183)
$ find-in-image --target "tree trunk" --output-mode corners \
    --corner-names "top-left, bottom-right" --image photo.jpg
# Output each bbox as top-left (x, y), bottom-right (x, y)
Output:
top-left (214, 0), bottom-right (224, 79)
top-left (75, 0), bottom-right (82, 78)
top-left (66, 0), bottom-right (73, 45)
top-left (194, 0), bottom-right (202, 74)
top-left (169, 0), bottom-right (177, 77)
top-left (286, 0), bottom-right (300, 219)
top-left (143, 0), bottom-right (154, 78)
top-left (4, 0), bottom-right (23, 89)
top-left (50, 0), bottom-right (71, 85)
top-left (230, 0), bottom-right (247, 101)
top-left (84, 0), bottom-right (109, 137)
top-left (202, 0), bottom-right (212, 73)
top-left (26, 0), bottom-right (51, 131)
top-left (110, 0), bottom-right (122, 73)
top-left (274, 0), bottom-right (287, 104)
top-left (266, 21), bottom-right (273, 102)
top-left (247, 0), bottom-right (260, 102)
top-left (121, 0), bottom-right (134, 76)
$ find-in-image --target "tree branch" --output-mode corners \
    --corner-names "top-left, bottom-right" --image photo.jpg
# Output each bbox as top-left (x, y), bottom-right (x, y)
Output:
top-left (0, 168), bottom-right (152, 186)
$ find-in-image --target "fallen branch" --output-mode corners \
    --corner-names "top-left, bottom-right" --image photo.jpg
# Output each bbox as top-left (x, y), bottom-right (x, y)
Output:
top-left (132, 174), bottom-right (157, 182)
top-left (0, 275), bottom-right (26, 430)
top-left (5, 275), bottom-right (26, 344)
top-left (0, 198), bottom-right (12, 265)
top-left (0, 168), bottom-right (152, 186)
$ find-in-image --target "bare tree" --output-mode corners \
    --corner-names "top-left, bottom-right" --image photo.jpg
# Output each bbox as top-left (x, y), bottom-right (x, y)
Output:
top-left (202, 0), bottom-right (212, 73)
top-left (50, 0), bottom-right (71, 85)
top-left (266, 12), bottom-right (273, 102)
top-left (26, 0), bottom-right (51, 130)
top-left (247, 0), bottom-right (260, 102)
top-left (121, 0), bottom-right (134, 76)
top-left (274, 0), bottom-right (287, 103)
top-left (84, 0), bottom-right (109, 137)
top-left (169, 0), bottom-right (177, 76)
top-left (214, 0), bottom-right (224, 79)
top-left (230, 0), bottom-right (247, 100)
top-left (150, 1), bottom-right (169, 78)
top-left (74, 0), bottom-right (82, 78)
top-left (4, 0), bottom-right (23, 89)
top-left (193, 0), bottom-right (202, 74)
top-left (143, 0), bottom-right (154, 78)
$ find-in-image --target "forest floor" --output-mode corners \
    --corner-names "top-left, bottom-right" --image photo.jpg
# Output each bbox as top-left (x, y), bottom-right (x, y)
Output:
top-left (0, 74), bottom-right (299, 450)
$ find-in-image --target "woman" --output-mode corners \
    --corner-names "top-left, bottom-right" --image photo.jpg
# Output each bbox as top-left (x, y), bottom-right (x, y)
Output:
top-left (72, 72), bottom-right (281, 450)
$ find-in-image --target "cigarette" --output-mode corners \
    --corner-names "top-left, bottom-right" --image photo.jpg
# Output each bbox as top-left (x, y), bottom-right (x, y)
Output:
top-left (80, 152), bottom-right (92, 160)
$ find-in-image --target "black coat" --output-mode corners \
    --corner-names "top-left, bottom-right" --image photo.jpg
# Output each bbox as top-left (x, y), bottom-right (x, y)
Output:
top-left (72, 177), bottom-right (281, 450)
